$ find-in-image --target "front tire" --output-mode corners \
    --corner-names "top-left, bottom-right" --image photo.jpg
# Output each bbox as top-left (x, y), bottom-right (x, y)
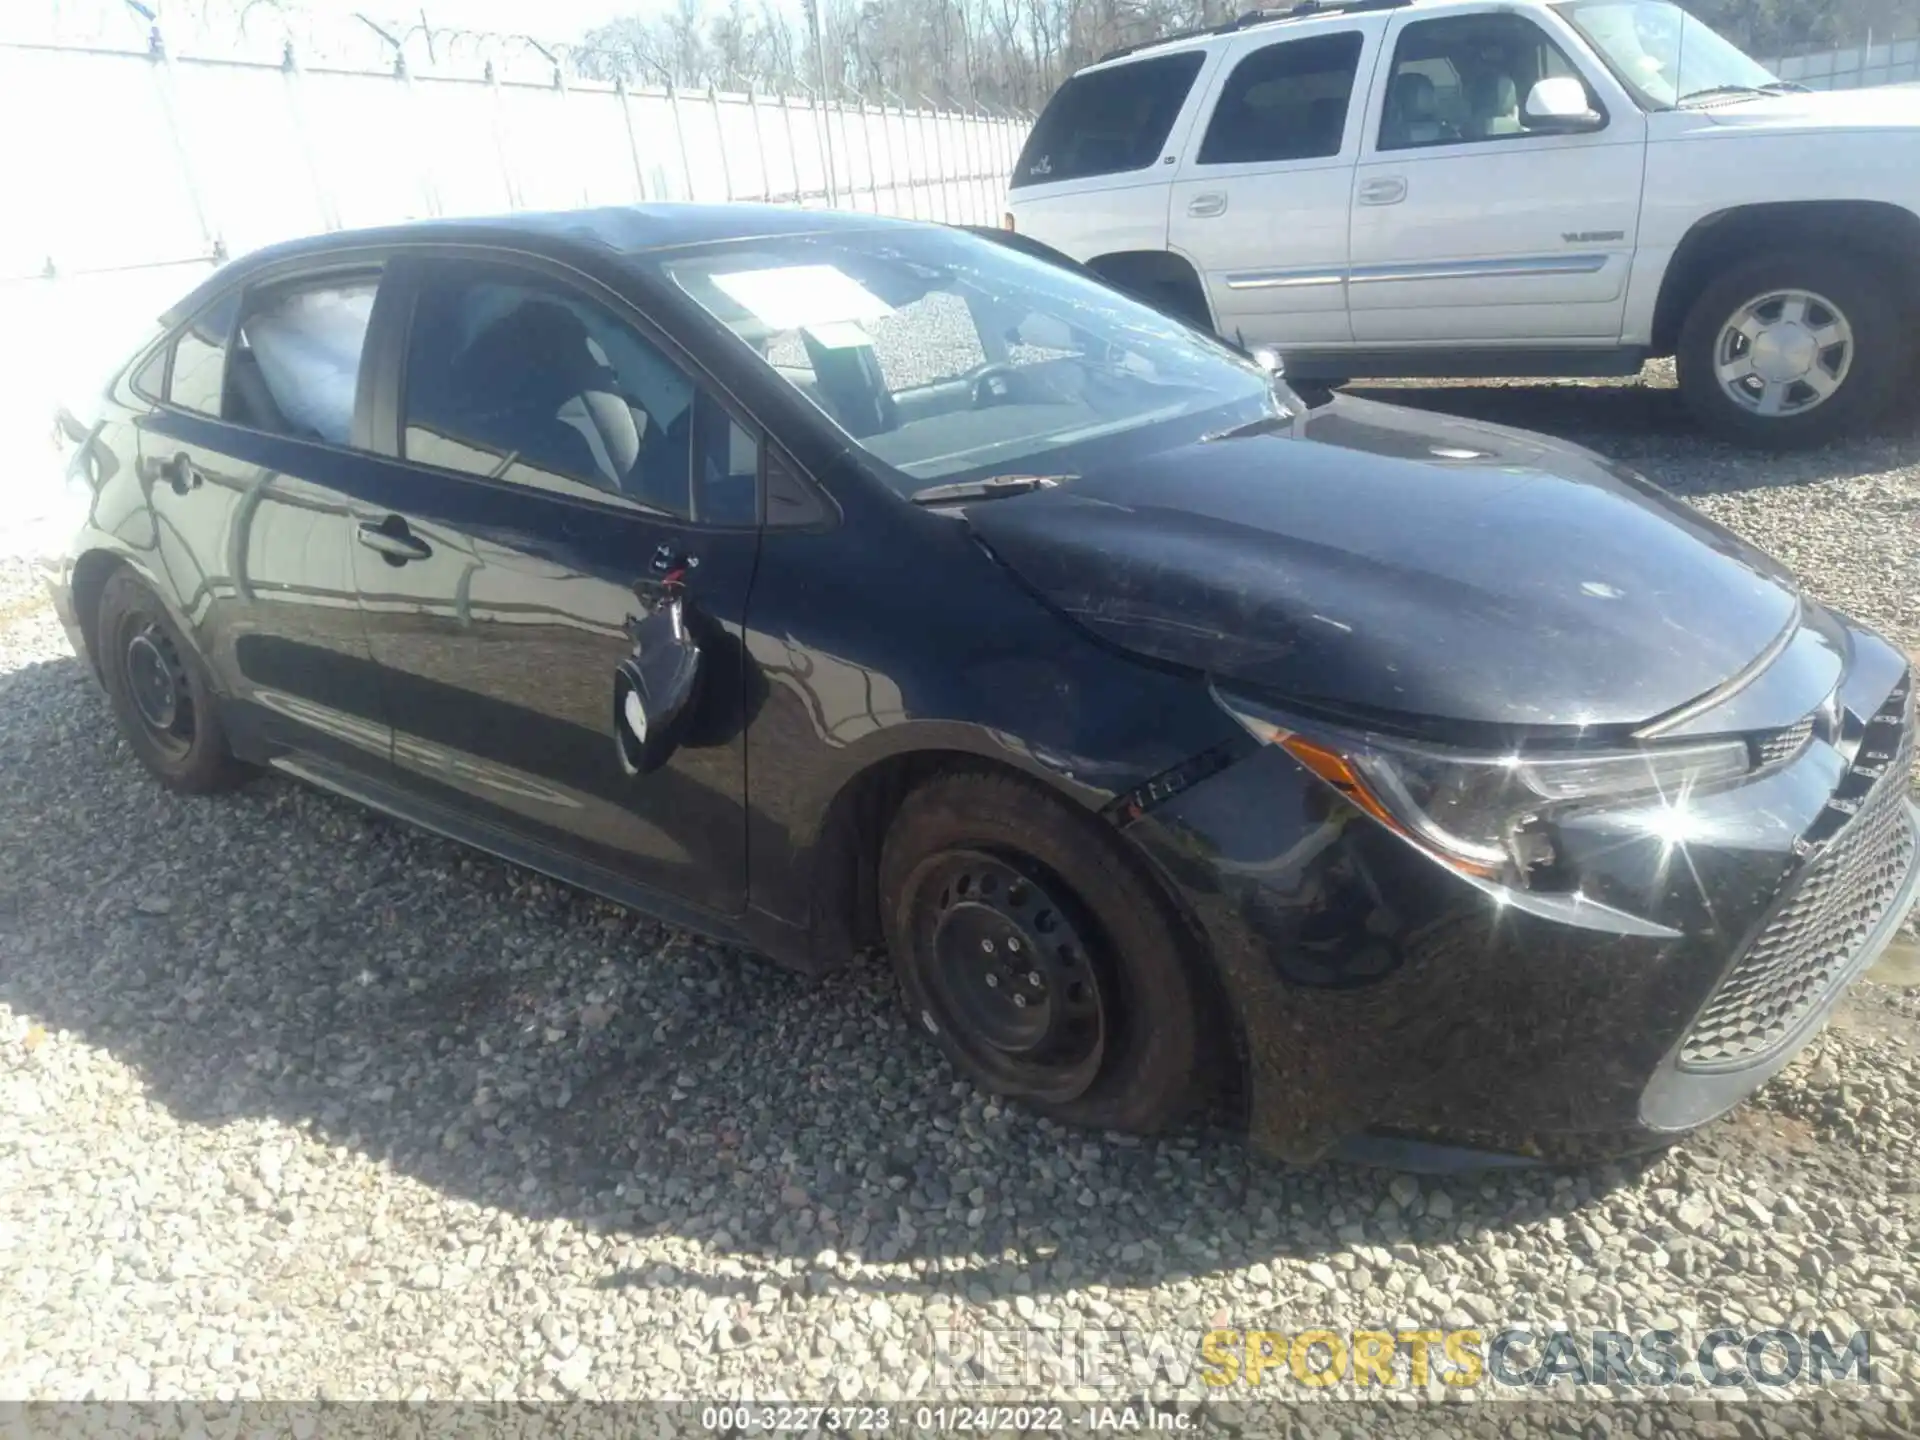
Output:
top-left (879, 770), bottom-right (1210, 1134)
top-left (1675, 248), bottom-right (1908, 449)
top-left (96, 568), bottom-right (247, 794)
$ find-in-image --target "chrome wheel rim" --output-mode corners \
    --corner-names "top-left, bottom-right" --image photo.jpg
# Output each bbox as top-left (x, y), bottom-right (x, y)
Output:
top-left (1714, 289), bottom-right (1853, 419)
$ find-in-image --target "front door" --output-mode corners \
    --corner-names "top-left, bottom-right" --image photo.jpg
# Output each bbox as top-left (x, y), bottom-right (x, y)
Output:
top-left (1166, 26), bottom-right (1375, 350)
top-left (347, 258), bottom-right (762, 915)
top-left (1347, 6), bottom-right (1647, 346)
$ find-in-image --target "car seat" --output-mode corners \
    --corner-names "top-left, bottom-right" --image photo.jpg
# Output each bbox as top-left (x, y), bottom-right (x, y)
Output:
top-left (1384, 72), bottom-right (1456, 147)
top-left (1467, 72), bottom-right (1523, 138)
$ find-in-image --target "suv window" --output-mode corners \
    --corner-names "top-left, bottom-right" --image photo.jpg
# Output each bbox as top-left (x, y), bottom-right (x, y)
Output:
top-left (405, 272), bottom-right (751, 522)
top-left (1013, 51), bottom-right (1205, 187)
top-left (1380, 13), bottom-right (1591, 149)
top-left (167, 292), bottom-right (239, 418)
top-left (1198, 32), bottom-right (1364, 165)
top-left (228, 277), bottom-right (379, 445)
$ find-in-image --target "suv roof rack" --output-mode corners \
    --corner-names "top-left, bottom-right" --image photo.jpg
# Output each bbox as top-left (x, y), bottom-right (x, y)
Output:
top-left (1097, 0), bottom-right (1410, 63)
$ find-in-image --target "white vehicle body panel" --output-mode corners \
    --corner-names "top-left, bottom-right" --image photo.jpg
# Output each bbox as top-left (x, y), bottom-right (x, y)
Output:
top-left (1346, 4), bottom-right (1647, 345)
top-left (1006, 0), bottom-right (1920, 374)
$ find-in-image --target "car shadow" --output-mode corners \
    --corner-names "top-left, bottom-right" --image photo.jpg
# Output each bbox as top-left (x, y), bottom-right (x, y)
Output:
top-left (0, 650), bottom-right (1669, 1305)
top-left (1336, 380), bottom-right (1920, 491)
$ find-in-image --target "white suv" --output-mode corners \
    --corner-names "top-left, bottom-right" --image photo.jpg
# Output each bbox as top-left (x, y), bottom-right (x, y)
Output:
top-left (1005, 0), bottom-right (1920, 448)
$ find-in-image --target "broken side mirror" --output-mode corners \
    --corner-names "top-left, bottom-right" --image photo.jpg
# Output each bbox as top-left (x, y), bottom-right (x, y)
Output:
top-left (614, 585), bottom-right (703, 777)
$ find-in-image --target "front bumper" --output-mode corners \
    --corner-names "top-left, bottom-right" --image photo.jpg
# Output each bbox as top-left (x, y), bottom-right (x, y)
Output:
top-left (1125, 625), bottom-right (1918, 1166)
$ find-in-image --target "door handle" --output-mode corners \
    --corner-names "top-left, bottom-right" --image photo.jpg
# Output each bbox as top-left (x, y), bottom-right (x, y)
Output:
top-left (1187, 192), bottom-right (1228, 219)
top-left (159, 451), bottom-right (203, 496)
top-left (1358, 177), bottom-right (1408, 206)
top-left (357, 516), bottom-right (433, 565)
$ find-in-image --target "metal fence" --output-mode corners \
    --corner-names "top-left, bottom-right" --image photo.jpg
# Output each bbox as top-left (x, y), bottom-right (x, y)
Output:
top-left (1772, 36), bottom-right (1920, 90)
top-left (0, 33), bottom-right (1031, 284)
top-left (0, 32), bottom-right (1031, 534)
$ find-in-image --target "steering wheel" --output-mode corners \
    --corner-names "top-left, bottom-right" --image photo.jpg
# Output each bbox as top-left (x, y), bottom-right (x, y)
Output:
top-left (969, 362), bottom-right (1022, 409)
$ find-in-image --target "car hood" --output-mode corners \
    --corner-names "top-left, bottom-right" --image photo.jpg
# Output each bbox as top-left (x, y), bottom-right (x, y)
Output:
top-left (964, 395), bottom-right (1804, 731)
top-left (1700, 85), bottom-right (1920, 131)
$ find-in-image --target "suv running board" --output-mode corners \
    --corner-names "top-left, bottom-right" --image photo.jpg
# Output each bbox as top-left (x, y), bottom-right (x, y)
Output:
top-left (1283, 345), bottom-right (1650, 381)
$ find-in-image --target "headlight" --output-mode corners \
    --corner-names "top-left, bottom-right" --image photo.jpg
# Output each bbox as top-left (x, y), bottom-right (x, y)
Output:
top-left (1216, 689), bottom-right (1753, 887)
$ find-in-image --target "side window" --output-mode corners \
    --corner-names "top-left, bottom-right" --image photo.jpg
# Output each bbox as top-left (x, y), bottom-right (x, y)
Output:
top-left (1380, 14), bottom-right (1596, 150)
top-left (228, 278), bottom-right (378, 444)
top-left (695, 394), bottom-right (760, 527)
top-left (1198, 32), bottom-right (1365, 166)
top-left (403, 273), bottom-right (701, 519)
top-left (132, 345), bottom-right (169, 403)
top-left (1012, 51), bottom-right (1206, 187)
top-left (163, 292), bottom-right (239, 417)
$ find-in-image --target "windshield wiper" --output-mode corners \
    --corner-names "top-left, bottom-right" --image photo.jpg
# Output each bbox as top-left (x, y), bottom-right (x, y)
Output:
top-left (909, 474), bottom-right (1071, 506)
top-left (1676, 83), bottom-right (1770, 106)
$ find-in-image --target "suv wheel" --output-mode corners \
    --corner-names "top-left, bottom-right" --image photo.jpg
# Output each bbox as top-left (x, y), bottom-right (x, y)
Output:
top-left (878, 771), bottom-right (1211, 1134)
top-left (1676, 249), bottom-right (1907, 449)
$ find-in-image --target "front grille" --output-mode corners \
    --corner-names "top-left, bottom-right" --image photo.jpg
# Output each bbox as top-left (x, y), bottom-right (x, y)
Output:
top-left (1756, 717), bottom-right (1815, 768)
top-left (1680, 682), bottom-right (1916, 1070)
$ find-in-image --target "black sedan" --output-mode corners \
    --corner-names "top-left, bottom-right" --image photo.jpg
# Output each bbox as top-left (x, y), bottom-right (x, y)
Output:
top-left (44, 206), bottom-right (1918, 1167)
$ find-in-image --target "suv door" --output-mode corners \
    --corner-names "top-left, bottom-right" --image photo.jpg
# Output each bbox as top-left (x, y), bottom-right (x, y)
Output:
top-left (1348, 6), bottom-right (1646, 346)
top-left (131, 266), bottom-right (395, 772)
top-left (347, 255), bottom-right (762, 917)
top-left (1166, 24), bottom-right (1377, 350)
top-left (1007, 47), bottom-right (1218, 264)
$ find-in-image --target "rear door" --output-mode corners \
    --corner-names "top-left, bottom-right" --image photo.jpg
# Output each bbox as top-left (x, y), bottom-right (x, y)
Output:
top-left (1347, 5), bottom-right (1647, 345)
top-left (1167, 24), bottom-right (1378, 350)
top-left (133, 264), bottom-right (395, 772)
top-left (346, 255), bottom-right (762, 917)
top-left (1006, 47), bottom-right (1218, 263)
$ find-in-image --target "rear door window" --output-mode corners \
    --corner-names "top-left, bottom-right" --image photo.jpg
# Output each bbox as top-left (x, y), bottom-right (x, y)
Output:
top-left (228, 277), bottom-right (379, 444)
top-left (1013, 51), bottom-right (1206, 187)
top-left (1198, 31), bottom-right (1366, 165)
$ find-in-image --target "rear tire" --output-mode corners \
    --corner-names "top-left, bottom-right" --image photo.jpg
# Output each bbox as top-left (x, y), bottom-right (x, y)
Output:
top-left (96, 569), bottom-right (247, 794)
top-left (879, 770), bottom-right (1210, 1134)
top-left (1675, 247), bottom-right (1908, 449)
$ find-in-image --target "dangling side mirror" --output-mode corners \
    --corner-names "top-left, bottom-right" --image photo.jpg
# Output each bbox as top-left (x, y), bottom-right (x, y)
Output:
top-left (613, 592), bottom-right (703, 776)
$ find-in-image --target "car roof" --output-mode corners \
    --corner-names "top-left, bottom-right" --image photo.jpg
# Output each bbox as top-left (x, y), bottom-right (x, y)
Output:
top-left (159, 203), bottom-right (919, 325)
top-left (1085, 0), bottom-right (1428, 69)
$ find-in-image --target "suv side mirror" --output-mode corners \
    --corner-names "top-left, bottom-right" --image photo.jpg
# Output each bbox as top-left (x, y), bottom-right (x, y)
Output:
top-left (1522, 76), bottom-right (1604, 133)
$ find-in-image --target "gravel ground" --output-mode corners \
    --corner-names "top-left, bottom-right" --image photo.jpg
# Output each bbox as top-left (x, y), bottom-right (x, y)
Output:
top-left (2, 377), bottom-right (1919, 1431)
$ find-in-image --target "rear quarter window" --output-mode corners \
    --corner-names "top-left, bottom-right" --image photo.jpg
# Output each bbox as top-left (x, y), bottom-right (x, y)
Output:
top-left (1013, 51), bottom-right (1206, 187)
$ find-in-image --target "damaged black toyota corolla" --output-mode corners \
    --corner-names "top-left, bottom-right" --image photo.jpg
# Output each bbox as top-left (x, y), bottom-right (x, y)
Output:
top-left (46, 206), bottom-right (1918, 1166)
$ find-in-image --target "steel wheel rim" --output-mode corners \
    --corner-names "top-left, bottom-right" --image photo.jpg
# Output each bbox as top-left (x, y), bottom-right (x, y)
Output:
top-left (909, 850), bottom-right (1107, 1103)
top-left (121, 618), bottom-right (195, 759)
top-left (1713, 288), bottom-right (1854, 419)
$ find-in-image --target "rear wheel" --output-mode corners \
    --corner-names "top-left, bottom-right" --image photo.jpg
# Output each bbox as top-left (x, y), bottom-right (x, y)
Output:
top-left (879, 771), bottom-right (1210, 1133)
top-left (1676, 248), bottom-right (1908, 448)
top-left (96, 569), bottom-right (247, 794)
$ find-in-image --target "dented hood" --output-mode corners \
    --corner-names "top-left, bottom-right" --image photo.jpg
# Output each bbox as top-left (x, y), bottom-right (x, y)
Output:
top-left (965, 396), bottom-right (1803, 730)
